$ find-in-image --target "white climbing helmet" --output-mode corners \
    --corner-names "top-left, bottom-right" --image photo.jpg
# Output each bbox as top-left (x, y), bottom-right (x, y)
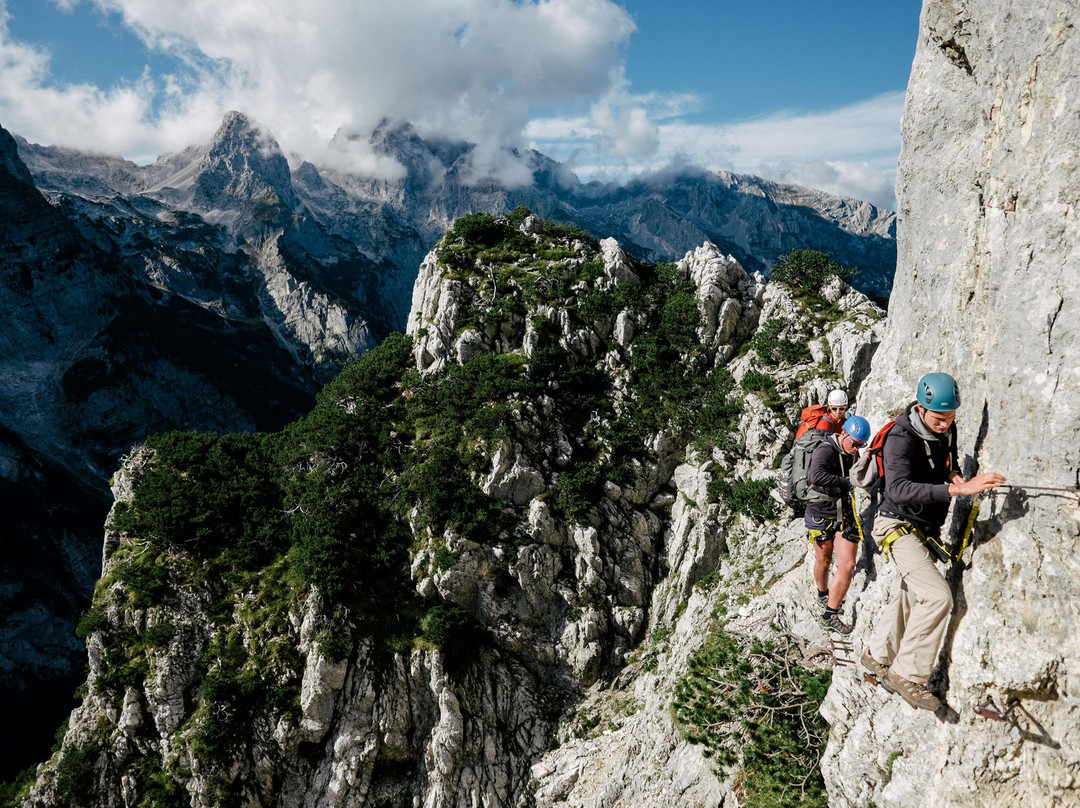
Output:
top-left (827, 389), bottom-right (849, 407)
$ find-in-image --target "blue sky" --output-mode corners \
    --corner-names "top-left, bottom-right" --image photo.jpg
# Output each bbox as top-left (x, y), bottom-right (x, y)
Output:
top-left (0, 0), bottom-right (922, 208)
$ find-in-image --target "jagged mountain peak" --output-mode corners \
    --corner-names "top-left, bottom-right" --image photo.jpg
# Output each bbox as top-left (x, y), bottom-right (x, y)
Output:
top-left (208, 110), bottom-right (281, 159)
top-left (135, 111), bottom-right (297, 221)
top-left (191, 111), bottom-right (297, 213)
top-left (365, 117), bottom-right (471, 171)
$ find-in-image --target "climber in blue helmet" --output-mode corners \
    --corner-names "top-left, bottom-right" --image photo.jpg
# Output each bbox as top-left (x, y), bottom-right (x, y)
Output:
top-left (806, 413), bottom-right (872, 635)
top-left (862, 372), bottom-right (1006, 711)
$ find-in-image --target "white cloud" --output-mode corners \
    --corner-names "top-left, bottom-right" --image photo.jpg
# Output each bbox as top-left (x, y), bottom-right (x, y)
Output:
top-left (0, 0), bottom-right (903, 206)
top-left (529, 91), bottom-right (905, 209)
top-left (0, 0), bottom-right (636, 177)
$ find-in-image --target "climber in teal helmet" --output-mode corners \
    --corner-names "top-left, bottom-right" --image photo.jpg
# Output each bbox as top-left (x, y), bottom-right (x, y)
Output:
top-left (862, 372), bottom-right (1006, 710)
top-left (806, 413), bottom-right (872, 634)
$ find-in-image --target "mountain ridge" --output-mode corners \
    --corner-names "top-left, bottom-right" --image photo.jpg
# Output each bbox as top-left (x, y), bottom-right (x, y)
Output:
top-left (0, 112), bottom-right (895, 783)
top-left (14, 112), bottom-right (897, 298)
top-left (12, 213), bottom-right (886, 806)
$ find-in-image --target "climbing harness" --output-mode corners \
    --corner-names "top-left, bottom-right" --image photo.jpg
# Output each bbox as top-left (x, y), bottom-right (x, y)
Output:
top-left (878, 520), bottom-right (957, 564)
top-left (878, 521), bottom-right (915, 562)
top-left (850, 492), bottom-right (866, 544)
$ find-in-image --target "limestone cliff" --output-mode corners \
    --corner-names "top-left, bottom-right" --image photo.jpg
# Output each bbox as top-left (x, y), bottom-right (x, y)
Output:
top-left (2, 107), bottom-right (896, 782)
top-left (819, 1), bottom-right (1080, 806)
top-left (13, 211), bottom-right (884, 806)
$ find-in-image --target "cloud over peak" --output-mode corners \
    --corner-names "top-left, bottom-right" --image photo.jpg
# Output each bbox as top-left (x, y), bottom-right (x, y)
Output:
top-left (0, 0), bottom-right (903, 207)
top-left (0, 0), bottom-right (636, 176)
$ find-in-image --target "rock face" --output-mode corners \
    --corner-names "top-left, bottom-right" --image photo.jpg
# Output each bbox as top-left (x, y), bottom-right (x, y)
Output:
top-left (19, 215), bottom-right (886, 806)
top-left (819, 2), bottom-right (1080, 806)
top-left (0, 107), bottom-right (900, 783)
top-left (0, 120), bottom-right (325, 775)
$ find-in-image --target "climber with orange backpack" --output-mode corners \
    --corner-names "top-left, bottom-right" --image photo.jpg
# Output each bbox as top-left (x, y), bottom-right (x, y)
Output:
top-left (861, 373), bottom-right (1005, 711)
top-left (794, 389), bottom-right (851, 439)
top-left (805, 414), bottom-right (871, 635)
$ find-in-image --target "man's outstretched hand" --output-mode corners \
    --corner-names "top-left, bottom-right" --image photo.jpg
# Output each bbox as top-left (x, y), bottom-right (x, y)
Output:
top-left (949, 473), bottom-right (1007, 497)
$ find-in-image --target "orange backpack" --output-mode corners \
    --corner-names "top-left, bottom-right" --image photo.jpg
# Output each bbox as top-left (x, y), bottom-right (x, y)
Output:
top-left (794, 404), bottom-right (837, 439)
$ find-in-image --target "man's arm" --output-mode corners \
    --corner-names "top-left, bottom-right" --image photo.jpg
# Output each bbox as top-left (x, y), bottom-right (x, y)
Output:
top-left (808, 443), bottom-right (850, 498)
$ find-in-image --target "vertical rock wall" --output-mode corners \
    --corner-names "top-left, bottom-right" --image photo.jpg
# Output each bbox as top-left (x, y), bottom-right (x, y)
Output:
top-left (822, 1), bottom-right (1080, 805)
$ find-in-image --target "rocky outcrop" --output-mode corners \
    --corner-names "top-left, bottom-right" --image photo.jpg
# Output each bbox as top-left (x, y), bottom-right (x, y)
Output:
top-left (19, 209), bottom-right (887, 806)
top-left (0, 119), bottom-right (322, 777)
top-left (819, 2), bottom-right (1080, 806)
top-left (3, 111), bottom-right (897, 764)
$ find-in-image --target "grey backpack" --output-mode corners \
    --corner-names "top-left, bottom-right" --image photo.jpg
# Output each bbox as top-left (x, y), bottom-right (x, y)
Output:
top-left (778, 430), bottom-right (835, 506)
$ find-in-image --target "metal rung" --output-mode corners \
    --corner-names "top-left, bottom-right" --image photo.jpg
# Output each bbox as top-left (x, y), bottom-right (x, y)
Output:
top-left (831, 638), bottom-right (856, 666)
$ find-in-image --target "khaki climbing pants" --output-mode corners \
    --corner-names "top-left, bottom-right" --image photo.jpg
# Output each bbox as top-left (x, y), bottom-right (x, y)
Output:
top-left (868, 515), bottom-right (953, 684)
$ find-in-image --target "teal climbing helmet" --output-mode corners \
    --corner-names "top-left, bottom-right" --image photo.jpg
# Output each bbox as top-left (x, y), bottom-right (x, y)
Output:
top-left (843, 415), bottom-right (871, 443)
top-left (916, 372), bottom-right (961, 411)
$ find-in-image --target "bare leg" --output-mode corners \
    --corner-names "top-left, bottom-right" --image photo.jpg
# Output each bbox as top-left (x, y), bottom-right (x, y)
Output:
top-left (827, 534), bottom-right (858, 610)
top-left (813, 537), bottom-right (834, 594)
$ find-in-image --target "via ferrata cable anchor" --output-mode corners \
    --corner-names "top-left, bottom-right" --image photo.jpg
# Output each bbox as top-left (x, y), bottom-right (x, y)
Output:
top-left (973, 697), bottom-right (1008, 722)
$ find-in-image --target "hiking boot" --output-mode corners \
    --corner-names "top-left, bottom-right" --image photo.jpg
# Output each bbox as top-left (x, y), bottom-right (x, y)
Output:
top-left (861, 650), bottom-right (896, 693)
top-left (885, 671), bottom-right (940, 711)
top-left (820, 611), bottom-right (853, 635)
top-left (817, 590), bottom-right (830, 608)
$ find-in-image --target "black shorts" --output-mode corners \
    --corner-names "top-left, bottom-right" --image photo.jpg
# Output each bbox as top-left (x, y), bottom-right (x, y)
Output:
top-left (805, 515), bottom-right (860, 545)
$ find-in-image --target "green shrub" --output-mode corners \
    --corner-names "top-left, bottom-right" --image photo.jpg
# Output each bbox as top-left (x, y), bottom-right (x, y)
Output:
top-left (419, 605), bottom-right (470, 648)
top-left (75, 607), bottom-right (108, 638)
top-left (113, 553), bottom-right (171, 607)
top-left (451, 213), bottom-right (508, 248)
top-left (315, 626), bottom-right (352, 663)
top-left (695, 368), bottom-right (743, 451)
top-left (674, 628), bottom-right (831, 807)
top-left (126, 757), bottom-right (188, 808)
top-left (52, 742), bottom-right (97, 808)
top-left (141, 621), bottom-right (177, 648)
top-left (552, 461), bottom-right (600, 524)
top-left (746, 318), bottom-right (812, 366)
top-left (624, 263), bottom-right (705, 435)
top-left (400, 443), bottom-right (512, 542)
top-left (770, 249), bottom-right (853, 298)
top-left (506, 206), bottom-right (533, 228)
top-left (740, 370), bottom-right (776, 396)
top-left (189, 669), bottom-right (265, 764)
top-left (708, 478), bottom-right (779, 521)
top-left (419, 604), bottom-right (482, 671)
top-left (96, 648), bottom-right (146, 693)
top-left (0, 767), bottom-right (36, 807)
top-left (112, 430), bottom-right (287, 570)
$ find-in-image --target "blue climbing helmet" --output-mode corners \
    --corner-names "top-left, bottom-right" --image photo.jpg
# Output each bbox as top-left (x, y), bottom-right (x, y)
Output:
top-left (916, 372), bottom-right (961, 412)
top-left (842, 415), bottom-right (871, 443)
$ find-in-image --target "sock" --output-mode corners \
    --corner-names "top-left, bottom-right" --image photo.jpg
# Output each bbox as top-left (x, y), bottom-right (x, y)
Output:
top-left (817, 589), bottom-right (829, 600)
top-left (824, 607), bottom-right (838, 618)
